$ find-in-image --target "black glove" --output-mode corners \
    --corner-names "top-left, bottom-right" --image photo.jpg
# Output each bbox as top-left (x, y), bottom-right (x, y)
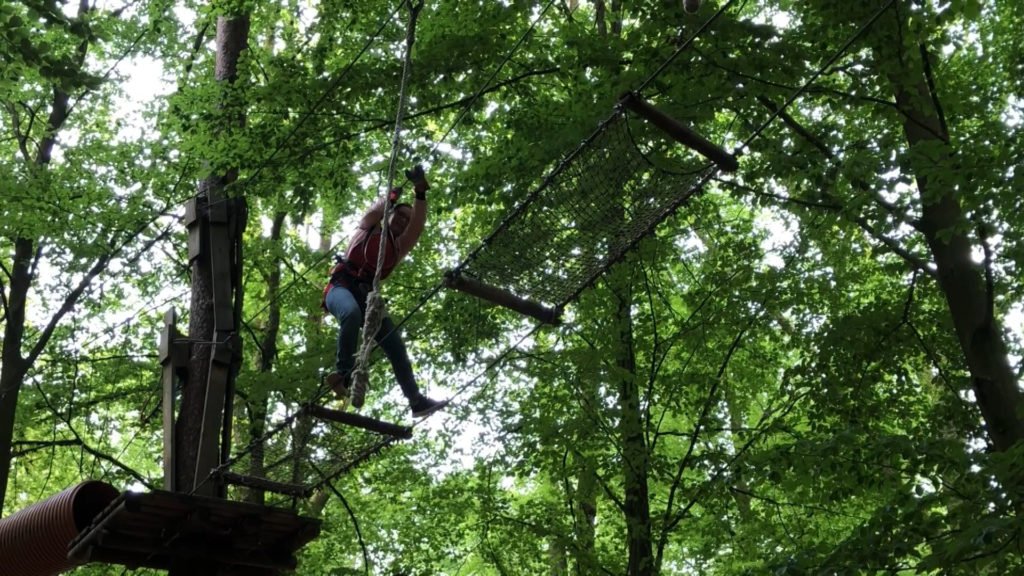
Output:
top-left (405, 164), bottom-right (429, 198)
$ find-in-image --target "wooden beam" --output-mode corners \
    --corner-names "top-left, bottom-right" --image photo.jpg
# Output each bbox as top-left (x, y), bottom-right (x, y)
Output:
top-left (160, 310), bottom-right (182, 492)
top-left (193, 352), bottom-right (230, 497)
top-left (444, 272), bottom-right (562, 325)
top-left (619, 91), bottom-right (738, 172)
top-left (305, 404), bottom-right (413, 439)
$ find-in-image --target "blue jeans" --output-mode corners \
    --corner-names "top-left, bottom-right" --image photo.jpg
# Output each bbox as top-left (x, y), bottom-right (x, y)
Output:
top-left (324, 284), bottom-right (421, 400)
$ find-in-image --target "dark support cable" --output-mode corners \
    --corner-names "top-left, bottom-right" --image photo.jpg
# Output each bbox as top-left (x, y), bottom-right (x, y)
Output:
top-left (633, 0), bottom-right (739, 95)
top-left (220, 472), bottom-right (312, 498)
top-left (737, 0), bottom-right (897, 153)
top-left (444, 272), bottom-right (562, 325)
top-left (619, 92), bottom-right (738, 172)
top-left (310, 438), bottom-right (396, 492)
top-left (309, 462), bottom-right (371, 576)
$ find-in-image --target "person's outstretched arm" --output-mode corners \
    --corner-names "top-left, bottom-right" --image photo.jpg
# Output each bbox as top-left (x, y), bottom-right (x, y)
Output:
top-left (395, 165), bottom-right (429, 259)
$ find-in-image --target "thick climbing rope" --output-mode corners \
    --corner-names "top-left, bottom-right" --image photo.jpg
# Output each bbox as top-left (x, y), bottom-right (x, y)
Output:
top-left (350, 0), bottom-right (423, 409)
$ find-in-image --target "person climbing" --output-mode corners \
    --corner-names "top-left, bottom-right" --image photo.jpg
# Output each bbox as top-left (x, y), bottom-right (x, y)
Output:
top-left (322, 164), bottom-right (445, 418)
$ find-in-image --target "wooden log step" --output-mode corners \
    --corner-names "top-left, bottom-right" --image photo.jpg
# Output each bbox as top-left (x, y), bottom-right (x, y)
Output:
top-left (305, 405), bottom-right (413, 439)
top-left (619, 91), bottom-right (739, 172)
top-left (443, 272), bottom-right (562, 325)
top-left (220, 472), bottom-right (312, 498)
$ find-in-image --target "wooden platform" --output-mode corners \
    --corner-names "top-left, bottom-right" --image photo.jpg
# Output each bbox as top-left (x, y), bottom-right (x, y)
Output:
top-left (66, 490), bottom-right (320, 572)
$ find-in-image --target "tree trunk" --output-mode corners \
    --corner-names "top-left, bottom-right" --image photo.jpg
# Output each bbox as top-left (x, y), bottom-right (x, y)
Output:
top-left (171, 12), bottom-right (249, 576)
top-left (0, 239), bottom-right (34, 514)
top-left (0, 29), bottom-right (79, 510)
top-left (870, 10), bottom-right (1023, 455)
top-left (572, 454), bottom-right (599, 576)
top-left (612, 272), bottom-right (655, 576)
top-left (548, 535), bottom-right (568, 576)
top-left (246, 211), bottom-right (287, 505)
top-left (176, 11), bottom-right (251, 498)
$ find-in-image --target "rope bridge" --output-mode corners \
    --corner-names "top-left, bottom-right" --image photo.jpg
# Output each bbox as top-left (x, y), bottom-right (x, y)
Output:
top-left (188, 92), bottom-right (741, 508)
top-left (445, 92), bottom-right (736, 324)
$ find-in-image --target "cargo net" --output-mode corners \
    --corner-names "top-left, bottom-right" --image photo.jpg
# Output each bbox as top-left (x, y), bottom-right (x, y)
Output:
top-left (452, 106), bottom-right (717, 314)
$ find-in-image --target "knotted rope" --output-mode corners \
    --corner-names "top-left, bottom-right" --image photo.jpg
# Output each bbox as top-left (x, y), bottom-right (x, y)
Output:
top-left (351, 0), bottom-right (422, 408)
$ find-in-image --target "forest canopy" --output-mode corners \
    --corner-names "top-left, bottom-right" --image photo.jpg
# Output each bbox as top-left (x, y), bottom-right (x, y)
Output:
top-left (1, 0), bottom-right (1022, 574)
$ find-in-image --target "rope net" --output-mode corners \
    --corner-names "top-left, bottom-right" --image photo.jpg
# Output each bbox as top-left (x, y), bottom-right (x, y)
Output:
top-left (454, 107), bottom-right (716, 312)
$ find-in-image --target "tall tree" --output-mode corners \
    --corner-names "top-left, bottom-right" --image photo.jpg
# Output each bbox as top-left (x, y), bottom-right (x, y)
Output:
top-left (175, 6), bottom-right (250, 499)
top-left (0, 0), bottom-right (160, 513)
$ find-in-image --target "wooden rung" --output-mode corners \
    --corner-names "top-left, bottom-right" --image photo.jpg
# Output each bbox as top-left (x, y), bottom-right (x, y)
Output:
top-left (305, 405), bottom-right (413, 439)
top-left (220, 472), bottom-right (311, 498)
top-left (444, 272), bottom-right (562, 325)
top-left (619, 91), bottom-right (739, 172)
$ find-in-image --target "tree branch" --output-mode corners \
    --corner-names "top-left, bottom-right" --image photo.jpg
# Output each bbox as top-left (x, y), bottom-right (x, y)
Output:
top-left (852, 216), bottom-right (938, 279)
top-left (747, 97), bottom-right (938, 278)
top-left (728, 485), bottom-right (868, 520)
top-left (655, 313), bottom-right (753, 569)
top-left (0, 271), bottom-right (7, 324)
top-left (11, 439), bottom-right (79, 457)
top-left (29, 381), bottom-right (157, 490)
top-left (702, 55), bottom-right (899, 109)
top-left (302, 66), bottom-right (562, 160)
top-left (25, 222), bottom-right (174, 369)
top-left (756, 95), bottom-right (924, 231)
top-left (3, 101), bottom-right (32, 162)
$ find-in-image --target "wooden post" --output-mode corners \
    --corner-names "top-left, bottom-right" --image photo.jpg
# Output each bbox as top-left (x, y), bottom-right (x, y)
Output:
top-left (619, 91), bottom-right (739, 172)
top-left (193, 190), bottom-right (236, 498)
top-left (159, 309), bottom-right (189, 492)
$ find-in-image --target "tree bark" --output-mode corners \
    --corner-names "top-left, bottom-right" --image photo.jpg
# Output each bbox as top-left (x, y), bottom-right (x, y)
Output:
top-left (176, 12), bottom-right (251, 497)
top-left (612, 274), bottom-right (655, 576)
top-left (0, 239), bottom-right (34, 514)
top-left (245, 211), bottom-right (287, 505)
top-left (572, 454), bottom-right (599, 576)
top-left (0, 5), bottom-right (85, 508)
top-left (870, 10), bottom-right (1023, 455)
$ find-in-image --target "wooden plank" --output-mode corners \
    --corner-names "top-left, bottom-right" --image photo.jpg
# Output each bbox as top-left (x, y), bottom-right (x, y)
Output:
top-left (161, 310), bottom-right (178, 492)
top-left (183, 197), bottom-right (200, 228)
top-left (129, 490), bottom-right (318, 535)
top-left (306, 404), bottom-right (413, 439)
top-left (193, 358), bottom-right (230, 497)
top-left (94, 530), bottom-right (297, 571)
top-left (70, 491), bottom-right (321, 571)
top-left (208, 222), bottom-right (235, 331)
top-left (187, 223), bottom-right (203, 263)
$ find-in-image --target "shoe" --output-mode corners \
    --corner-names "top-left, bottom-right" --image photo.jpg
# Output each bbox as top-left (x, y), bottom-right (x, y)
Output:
top-left (326, 371), bottom-right (350, 400)
top-left (410, 395), bottom-right (447, 419)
